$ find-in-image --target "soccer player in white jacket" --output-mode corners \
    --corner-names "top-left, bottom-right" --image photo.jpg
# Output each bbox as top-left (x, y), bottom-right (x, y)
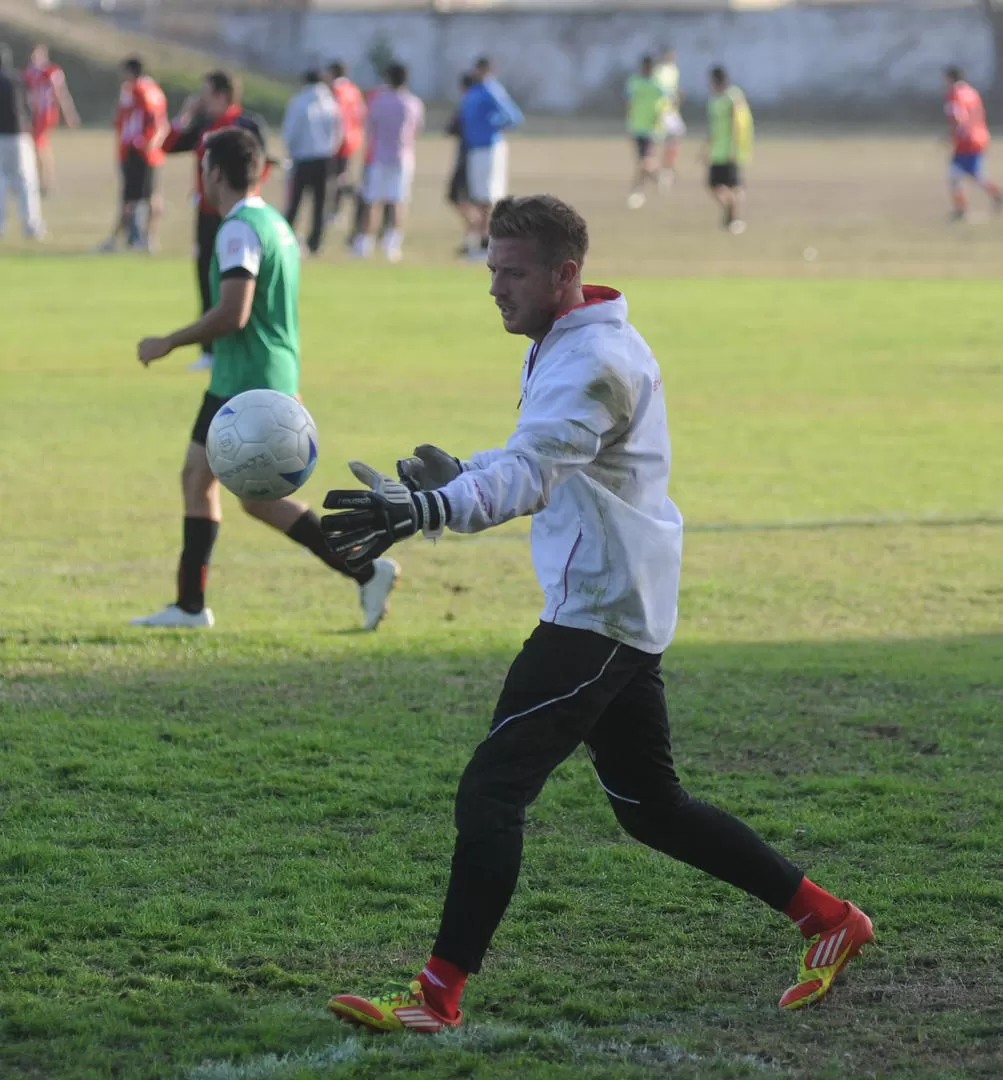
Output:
top-left (321, 195), bottom-right (873, 1031)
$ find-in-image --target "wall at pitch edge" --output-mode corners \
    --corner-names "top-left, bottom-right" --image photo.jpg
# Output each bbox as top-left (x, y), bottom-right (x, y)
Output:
top-left (139, 3), bottom-right (996, 116)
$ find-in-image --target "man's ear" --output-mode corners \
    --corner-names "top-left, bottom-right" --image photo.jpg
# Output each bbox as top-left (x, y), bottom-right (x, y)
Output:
top-left (558, 259), bottom-right (580, 287)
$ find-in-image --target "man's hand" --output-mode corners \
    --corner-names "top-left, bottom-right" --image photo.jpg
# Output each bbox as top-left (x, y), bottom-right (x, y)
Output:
top-left (396, 444), bottom-right (463, 491)
top-left (176, 94), bottom-right (201, 125)
top-left (137, 336), bottom-right (174, 366)
top-left (322, 461), bottom-right (448, 569)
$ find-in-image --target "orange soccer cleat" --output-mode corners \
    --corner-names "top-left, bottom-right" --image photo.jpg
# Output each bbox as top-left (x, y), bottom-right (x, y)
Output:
top-left (779, 902), bottom-right (874, 1010)
top-left (328, 979), bottom-right (461, 1034)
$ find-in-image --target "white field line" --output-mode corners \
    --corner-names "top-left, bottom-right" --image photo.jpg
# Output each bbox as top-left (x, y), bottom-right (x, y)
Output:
top-left (186, 1039), bottom-right (363, 1080)
top-left (3, 512), bottom-right (1003, 583)
top-left (185, 1020), bottom-right (781, 1079)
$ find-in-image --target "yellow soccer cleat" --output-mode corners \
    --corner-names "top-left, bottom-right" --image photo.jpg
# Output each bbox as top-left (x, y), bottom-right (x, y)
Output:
top-left (779, 902), bottom-right (874, 1009)
top-left (328, 979), bottom-right (461, 1034)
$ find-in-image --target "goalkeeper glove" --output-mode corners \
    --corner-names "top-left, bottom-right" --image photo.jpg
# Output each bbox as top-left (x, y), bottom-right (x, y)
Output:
top-left (396, 444), bottom-right (463, 492)
top-left (322, 461), bottom-right (449, 570)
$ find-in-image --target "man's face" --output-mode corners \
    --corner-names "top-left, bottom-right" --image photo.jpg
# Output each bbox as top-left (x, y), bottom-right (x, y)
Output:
top-left (30, 47), bottom-right (47, 68)
top-left (202, 82), bottom-right (229, 119)
top-left (488, 237), bottom-right (567, 338)
top-left (202, 155), bottom-right (221, 205)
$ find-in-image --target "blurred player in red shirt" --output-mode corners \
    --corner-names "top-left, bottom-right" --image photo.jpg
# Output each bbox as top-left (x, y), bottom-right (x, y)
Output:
top-left (162, 70), bottom-right (269, 371)
top-left (23, 43), bottom-right (79, 195)
top-left (326, 60), bottom-right (365, 223)
top-left (944, 66), bottom-right (1002, 220)
top-left (97, 57), bottom-right (168, 252)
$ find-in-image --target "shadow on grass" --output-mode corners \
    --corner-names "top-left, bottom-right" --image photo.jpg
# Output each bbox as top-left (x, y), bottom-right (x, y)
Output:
top-left (1, 632), bottom-right (1002, 1080)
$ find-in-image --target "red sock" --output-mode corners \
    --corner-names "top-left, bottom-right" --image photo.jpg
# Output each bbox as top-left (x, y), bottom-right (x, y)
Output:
top-left (418, 955), bottom-right (467, 1019)
top-left (785, 878), bottom-right (848, 939)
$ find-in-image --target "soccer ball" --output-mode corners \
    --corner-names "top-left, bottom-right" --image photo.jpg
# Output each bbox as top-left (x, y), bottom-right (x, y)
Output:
top-left (206, 389), bottom-right (318, 500)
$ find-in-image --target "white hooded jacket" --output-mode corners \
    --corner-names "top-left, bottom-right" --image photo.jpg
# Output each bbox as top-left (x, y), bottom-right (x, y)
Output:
top-left (282, 82), bottom-right (341, 162)
top-left (439, 286), bottom-right (683, 654)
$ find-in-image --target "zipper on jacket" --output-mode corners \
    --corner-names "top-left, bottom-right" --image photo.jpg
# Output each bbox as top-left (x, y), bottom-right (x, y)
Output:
top-left (551, 528), bottom-right (584, 620)
top-left (518, 341), bottom-right (542, 409)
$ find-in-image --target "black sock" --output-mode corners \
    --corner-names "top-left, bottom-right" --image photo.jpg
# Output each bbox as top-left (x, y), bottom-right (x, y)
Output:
top-left (352, 197), bottom-right (369, 240)
top-left (176, 517), bottom-right (219, 613)
top-left (286, 510), bottom-right (375, 584)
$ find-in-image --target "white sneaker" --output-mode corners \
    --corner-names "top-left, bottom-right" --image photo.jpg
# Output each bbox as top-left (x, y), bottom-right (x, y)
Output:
top-left (186, 352), bottom-right (213, 372)
top-left (130, 604), bottom-right (215, 628)
top-left (359, 557), bottom-right (400, 631)
top-left (382, 229), bottom-right (403, 263)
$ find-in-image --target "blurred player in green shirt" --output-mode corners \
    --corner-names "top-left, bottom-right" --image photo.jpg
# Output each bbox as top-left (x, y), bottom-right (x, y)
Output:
top-left (705, 65), bottom-right (753, 233)
top-left (625, 55), bottom-right (666, 209)
top-left (653, 46), bottom-right (685, 190)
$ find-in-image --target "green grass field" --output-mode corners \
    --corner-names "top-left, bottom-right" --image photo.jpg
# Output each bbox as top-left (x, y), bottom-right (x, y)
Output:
top-left (3, 133), bottom-right (1003, 1079)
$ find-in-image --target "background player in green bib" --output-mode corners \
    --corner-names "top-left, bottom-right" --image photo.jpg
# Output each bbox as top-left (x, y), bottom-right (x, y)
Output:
top-left (654, 46), bottom-right (686, 191)
top-left (134, 127), bottom-right (399, 630)
top-left (625, 55), bottom-right (666, 210)
top-left (704, 65), bottom-right (754, 233)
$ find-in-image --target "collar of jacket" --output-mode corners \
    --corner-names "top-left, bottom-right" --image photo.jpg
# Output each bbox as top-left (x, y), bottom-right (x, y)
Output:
top-left (522, 284), bottom-right (626, 398)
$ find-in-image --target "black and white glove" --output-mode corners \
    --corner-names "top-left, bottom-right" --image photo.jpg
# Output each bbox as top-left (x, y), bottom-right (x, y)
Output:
top-left (322, 461), bottom-right (449, 569)
top-left (396, 444), bottom-right (463, 492)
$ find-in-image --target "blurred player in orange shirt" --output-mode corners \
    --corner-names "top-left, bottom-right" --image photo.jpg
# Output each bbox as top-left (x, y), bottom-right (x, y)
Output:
top-left (326, 61), bottom-right (365, 224)
top-left (23, 43), bottom-right (79, 195)
top-left (944, 66), bottom-right (1002, 220)
top-left (348, 79), bottom-right (384, 248)
top-left (98, 57), bottom-right (168, 252)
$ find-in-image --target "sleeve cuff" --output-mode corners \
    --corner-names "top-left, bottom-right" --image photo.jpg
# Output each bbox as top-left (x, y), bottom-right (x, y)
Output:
top-left (414, 490), bottom-right (450, 538)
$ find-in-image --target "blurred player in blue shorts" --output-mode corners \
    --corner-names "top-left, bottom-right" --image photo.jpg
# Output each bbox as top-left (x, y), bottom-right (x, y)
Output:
top-left (944, 66), bottom-right (1002, 220)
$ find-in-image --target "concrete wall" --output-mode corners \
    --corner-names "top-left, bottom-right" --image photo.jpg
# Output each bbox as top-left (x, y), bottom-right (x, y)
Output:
top-left (134, 2), bottom-right (997, 117)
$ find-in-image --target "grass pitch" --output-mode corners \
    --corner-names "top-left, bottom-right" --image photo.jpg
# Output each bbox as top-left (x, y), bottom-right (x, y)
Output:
top-left (2, 135), bottom-right (1003, 1079)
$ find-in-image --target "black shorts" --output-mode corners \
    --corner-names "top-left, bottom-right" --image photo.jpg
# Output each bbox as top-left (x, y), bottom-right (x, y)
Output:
top-left (447, 151), bottom-right (469, 205)
top-left (634, 135), bottom-right (654, 160)
top-left (708, 162), bottom-right (742, 189)
top-left (191, 392), bottom-right (230, 447)
top-left (121, 148), bottom-right (157, 203)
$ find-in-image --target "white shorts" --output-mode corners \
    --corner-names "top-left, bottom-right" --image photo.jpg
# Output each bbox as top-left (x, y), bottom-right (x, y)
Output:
top-left (660, 112), bottom-right (687, 139)
top-left (466, 143), bottom-right (508, 205)
top-left (362, 160), bottom-right (414, 205)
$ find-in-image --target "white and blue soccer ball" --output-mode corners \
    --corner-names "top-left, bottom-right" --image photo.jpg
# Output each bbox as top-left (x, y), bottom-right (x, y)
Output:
top-left (206, 389), bottom-right (318, 500)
